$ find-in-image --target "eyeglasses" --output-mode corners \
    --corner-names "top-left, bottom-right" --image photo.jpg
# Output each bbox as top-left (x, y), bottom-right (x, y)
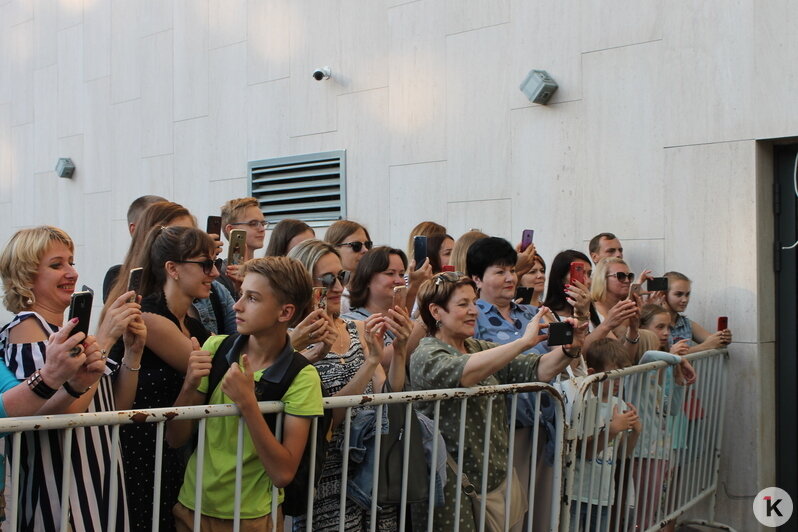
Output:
top-left (230, 220), bottom-right (269, 229)
top-left (336, 241), bottom-right (373, 253)
top-left (316, 270), bottom-right (351, 288)
top-left (606, 272), bottom-right (635, 282)
top-left (175, 259), bottom-right (218, 276)
top-left (433, 271), bottom-right (466, 286)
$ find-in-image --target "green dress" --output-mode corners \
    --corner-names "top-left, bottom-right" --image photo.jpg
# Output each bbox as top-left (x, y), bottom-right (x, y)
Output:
top-left (409, 336), bottom-right (541, 531)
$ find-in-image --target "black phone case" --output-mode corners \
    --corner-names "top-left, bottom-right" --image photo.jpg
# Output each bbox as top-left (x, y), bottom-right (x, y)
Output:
top-left (647, 277), bottom-right (669, 291)
top-left (68, 290), bottom-right (93, 338)
top-left (548, 322), bottom-right (574, 346)
top-left (413, 236), bottom-right (428, 265)
top-left (515, 287), bottom-right (533, 304)
top-left (206, 216), bottom-right (222, 235)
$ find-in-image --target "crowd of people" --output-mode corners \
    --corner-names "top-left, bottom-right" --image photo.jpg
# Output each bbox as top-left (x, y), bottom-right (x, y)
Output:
top-left (0, 195), bottom-right (733, 531)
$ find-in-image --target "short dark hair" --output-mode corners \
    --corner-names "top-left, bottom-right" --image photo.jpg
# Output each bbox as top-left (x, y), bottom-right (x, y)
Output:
top-left (348, 246), bottom-right (408, 309)
top-left (585, 337), bottom-right (629, 372)
top-left (417, 273), bottom-right (477, 334)
top-left (588, 232), bottom-right (618, 255)
top-left (127, 195), bottom-right (168, 226)
top-left (466, 237), bottom-right (516, 279)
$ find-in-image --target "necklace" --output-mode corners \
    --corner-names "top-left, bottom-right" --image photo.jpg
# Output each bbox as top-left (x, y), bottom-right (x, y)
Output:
top-left (330, 319), bottom-right (350, 364)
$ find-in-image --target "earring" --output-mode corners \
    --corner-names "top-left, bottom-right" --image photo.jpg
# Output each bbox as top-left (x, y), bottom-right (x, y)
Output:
top-left (435, 320), bottom-right (442, 329)
top-left (26, 297), bottom-right (33, 306)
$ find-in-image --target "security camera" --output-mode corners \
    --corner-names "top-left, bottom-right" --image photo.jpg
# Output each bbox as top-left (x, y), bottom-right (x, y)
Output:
top-left (312, 67), bottom-right (331, 81)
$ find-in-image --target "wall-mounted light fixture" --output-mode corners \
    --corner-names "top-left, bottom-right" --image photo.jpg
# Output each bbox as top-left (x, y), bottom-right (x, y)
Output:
top-left (55, 158), bottom-right (75, 179)
top-left (520, 70), bottom-right (558, 105)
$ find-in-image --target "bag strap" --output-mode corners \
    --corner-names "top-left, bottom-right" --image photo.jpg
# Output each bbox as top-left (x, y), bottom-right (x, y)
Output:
top-left (445, 453), bottom-right (478, 498)
top-left (205, 334), bottom-right (242, 403)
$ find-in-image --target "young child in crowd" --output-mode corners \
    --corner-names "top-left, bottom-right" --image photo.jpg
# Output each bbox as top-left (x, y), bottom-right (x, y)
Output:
top-left (569, 338), bottom-right (641, 532)
top-left (166, 257), bottom-right (324, 531)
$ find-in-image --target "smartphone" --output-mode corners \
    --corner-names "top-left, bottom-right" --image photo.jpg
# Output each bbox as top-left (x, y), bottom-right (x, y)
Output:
top-left (520, 229), bottom-right (534, 252)
top-left (126, 267), bottom-right (143, 303)
top-left (228, 229), bottom-right (247, 265)
top-left (392, 285), bottom-right (407, 309)
top-left (627, 283), bottom-right (641, 300)
top-left (647, 277), bottom-right (669, 292)
top-left (312, 287), bottom-right (328, 311)
top-left (717, 316), bottom-right (728, 331)
top-left (67, 286), bottom-right (94, 344)
top-left (548, 321), bottom-right (574, 346)
top-left (442, 265), bottom-right (456, 272)
top-left (569, 262), bottom-right (586, 285)
top-left (206, 215), bottom-right (222, 236)
top-left (515, 286), bottom-right (533, 305)
top-left (413, 235), bottom-right (428, 266)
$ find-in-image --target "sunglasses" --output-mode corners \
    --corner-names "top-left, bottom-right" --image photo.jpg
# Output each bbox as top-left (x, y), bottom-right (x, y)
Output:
top-left (433, 271), bottom-right (467, 286)
top-left (336, 240), bottom-right (373, 253)
top-left (316, 270), bottom-right (351, 288)
top-left (606, 272), bottom-right (635, 282)
top-left (175, 259), bottom-right (218, 276)
top-left (230, 220), bottom-right (269, 229)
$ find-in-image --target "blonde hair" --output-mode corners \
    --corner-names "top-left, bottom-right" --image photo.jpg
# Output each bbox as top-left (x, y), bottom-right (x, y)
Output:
top-left (0, 226), bottom-right (74, 313)
top-left (636, 329), bottom-right (661, 364)
top-left (590, 257), bottom-right (629, 302)
top-left (287, 239), bottom-right (341, 318)
top-left (241, 257), bottom-right (312, 327)
top-left (450, 230), bottom-right (488, 273)
top-left (220, 197), bottom-right (260, 239)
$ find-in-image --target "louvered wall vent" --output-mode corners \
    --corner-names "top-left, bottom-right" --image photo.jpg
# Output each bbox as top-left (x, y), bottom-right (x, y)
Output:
top-left (248, 150), bottom-right (346, 226)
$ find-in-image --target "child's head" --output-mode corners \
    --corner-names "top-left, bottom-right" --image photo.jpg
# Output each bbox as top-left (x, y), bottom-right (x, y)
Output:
top-left (640, 303), bottom-right (671, 349)
top-left (235, 257), bottom-right (313, 332)
top-left (664, 271), bottom-right (691, 314)
top-left (585, 338), bottom-right (629, 374)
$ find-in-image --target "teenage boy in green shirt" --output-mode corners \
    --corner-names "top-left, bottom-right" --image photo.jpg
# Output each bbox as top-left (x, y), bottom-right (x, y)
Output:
top-left (167, 256), bottom-right (323, 531)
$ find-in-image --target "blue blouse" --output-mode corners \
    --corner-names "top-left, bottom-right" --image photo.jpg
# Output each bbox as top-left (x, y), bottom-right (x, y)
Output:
top-left (474, 299), bottom-right (547, 355)
top-left (0, 361), bottom-right (22, 418)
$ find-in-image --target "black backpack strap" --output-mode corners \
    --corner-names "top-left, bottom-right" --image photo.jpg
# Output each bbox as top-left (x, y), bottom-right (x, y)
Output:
top-left (205, 333), bottom-right (246, 403)
top-left (254, 352), bottom-right (311, 432)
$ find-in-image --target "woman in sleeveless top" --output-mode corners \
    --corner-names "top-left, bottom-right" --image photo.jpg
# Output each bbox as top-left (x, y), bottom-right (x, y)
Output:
top-left (0, 226), bottom-right (146, 532)
top-left (288, 239), bottom-right (411, 532)
top-left (116, 226), bottom-right (217, 532)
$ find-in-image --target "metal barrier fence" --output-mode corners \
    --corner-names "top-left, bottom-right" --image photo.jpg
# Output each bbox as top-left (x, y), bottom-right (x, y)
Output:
top-left (0, 382), bottom-right (566, 532)
top-left (561, 348), bottom-right (732, 532)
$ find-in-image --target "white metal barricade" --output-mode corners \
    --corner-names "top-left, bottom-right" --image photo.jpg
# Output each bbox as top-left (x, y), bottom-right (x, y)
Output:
top-left (0, 382), bottom-right (566, 532)
top-left (560, 348), bottom-right (733, 532)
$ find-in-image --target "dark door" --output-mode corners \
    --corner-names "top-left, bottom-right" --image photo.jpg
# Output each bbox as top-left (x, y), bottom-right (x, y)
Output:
top-left (774, 146), bottom-right (798, 496)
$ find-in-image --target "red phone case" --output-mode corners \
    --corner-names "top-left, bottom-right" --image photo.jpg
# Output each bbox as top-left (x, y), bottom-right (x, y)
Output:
top-left (717, 316), bottom-right (728, 331)
top-left (569, 262), bottom-right (585, 285)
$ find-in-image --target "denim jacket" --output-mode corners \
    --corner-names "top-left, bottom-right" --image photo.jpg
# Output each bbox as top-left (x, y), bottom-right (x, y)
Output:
top-left (346, 408), bottom-right (447, 509)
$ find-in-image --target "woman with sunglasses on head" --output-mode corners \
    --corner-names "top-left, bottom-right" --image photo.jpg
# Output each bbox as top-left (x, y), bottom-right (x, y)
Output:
top-left (119, 226), bottom-right (217, 532)
top-left (288, 239), bottom-right (408, 532)
top-left (410, 272), bottom-right (585, 531)
top-left (0, 226), bottom-right (146, 532)
top-left (588, 257), bottom-right (642, 359)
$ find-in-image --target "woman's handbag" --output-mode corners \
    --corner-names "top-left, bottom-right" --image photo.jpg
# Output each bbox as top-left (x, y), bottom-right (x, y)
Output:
top-left (447, 455), bottom-right (528, 531)
top-left (377, 382), bottom-right (430, 504)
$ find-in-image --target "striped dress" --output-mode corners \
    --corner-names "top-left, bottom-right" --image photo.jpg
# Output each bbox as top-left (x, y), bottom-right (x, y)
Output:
top-left (292, 319), bottom-right (398, 532)
top-left (0, 312), bottom-right (129, 532)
